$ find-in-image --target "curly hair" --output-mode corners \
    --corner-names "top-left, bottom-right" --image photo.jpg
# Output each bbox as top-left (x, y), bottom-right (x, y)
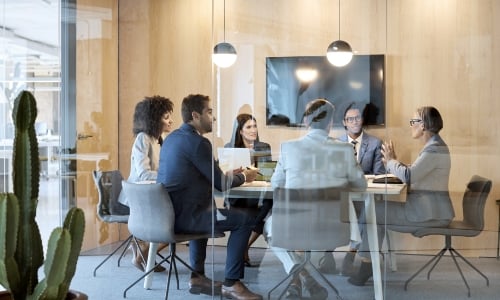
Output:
top-left (132, 95), bottom-right (174, 144)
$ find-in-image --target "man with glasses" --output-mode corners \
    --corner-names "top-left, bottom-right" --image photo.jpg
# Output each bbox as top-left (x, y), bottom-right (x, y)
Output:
top-left (318, 102), bottom-right (385, 276)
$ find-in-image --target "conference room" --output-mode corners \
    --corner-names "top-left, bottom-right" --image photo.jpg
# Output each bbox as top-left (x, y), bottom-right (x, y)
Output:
top-left (1, 1), bottom-right (500, 299)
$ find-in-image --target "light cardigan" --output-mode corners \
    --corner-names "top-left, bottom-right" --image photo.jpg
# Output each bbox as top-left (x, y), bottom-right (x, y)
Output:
top-left (128, 132), bottom-right (161, 182)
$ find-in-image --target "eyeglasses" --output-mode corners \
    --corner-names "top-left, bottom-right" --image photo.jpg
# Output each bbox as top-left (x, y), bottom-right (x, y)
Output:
top-left (409, 119), bottom-right (422, 126)
top-left (344, 115), bottom-right (362, 123)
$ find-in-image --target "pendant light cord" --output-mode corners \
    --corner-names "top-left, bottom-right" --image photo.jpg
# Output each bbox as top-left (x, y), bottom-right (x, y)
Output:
top-left (385, 0), bottom-right (388, 54)
top-left (338, 0), bottom-right (341, 40)
top-left (223, 0), bottom-right (226, 41)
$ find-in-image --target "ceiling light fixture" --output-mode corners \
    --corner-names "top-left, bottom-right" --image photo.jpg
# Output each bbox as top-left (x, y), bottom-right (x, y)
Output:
top-left (212, 0), bottom-right (237, 68)
top-left (326, 0), bottom-right (353, 67)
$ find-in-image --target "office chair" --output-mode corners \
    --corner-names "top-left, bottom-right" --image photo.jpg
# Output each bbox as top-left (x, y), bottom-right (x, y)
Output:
top-left (92, 170), bottom-right (138, 276)
top-left (403, 175), bottom-right (492, 297)
top-left (268, 187), bottom-right (351, 300)
top-left (121, 181), bottom-right (224, 300)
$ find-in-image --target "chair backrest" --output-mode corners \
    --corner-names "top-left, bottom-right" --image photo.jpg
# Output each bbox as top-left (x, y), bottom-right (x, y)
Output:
top-left (271, 187), bottom-right (350, 251)
top-left (92, 170), bottom-right (130, 222)
top-left (122, 181), bottom-right (176, 244)
top-left (461, 175), bottom-right (492, 231)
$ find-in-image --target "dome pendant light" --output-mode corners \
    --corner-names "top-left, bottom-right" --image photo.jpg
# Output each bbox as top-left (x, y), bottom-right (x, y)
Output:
top-left (213, 0), bottom-right (237, 68)
top-left (326, 0), bottom-right (353, 67)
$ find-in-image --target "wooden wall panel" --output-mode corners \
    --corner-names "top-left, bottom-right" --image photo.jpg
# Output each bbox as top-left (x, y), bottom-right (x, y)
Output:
top-left (76, 0), bottom-right (120, 251)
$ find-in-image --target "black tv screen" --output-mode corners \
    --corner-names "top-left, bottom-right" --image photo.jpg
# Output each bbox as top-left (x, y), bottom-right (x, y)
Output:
top-left (266, 55), bottom-right (385, 127)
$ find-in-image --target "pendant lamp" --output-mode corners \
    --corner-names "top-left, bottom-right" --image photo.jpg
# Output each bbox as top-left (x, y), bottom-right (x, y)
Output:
top-left (213, 0), bottom-right (237, 68)
top-left (326, 0), bottom-right (353, 67)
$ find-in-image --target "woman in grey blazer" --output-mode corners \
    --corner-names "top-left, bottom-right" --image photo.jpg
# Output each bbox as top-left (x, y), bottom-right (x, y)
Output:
top-left (349, 106), bottom-right (455, 286)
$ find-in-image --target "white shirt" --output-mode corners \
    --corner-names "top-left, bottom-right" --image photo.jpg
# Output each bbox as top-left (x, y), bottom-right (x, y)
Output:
top-left (347, 131), bottom-right (364, 162)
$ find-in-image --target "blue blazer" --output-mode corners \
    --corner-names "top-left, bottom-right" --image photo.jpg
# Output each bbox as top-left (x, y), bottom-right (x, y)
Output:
top-left (338, 131), bottom-right (385, 175)
top-left (157, 123), bottom-right (246, 233)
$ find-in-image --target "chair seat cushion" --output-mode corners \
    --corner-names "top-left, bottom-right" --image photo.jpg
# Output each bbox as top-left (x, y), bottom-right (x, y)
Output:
top-left (412, 220), bottom-right (480, 238)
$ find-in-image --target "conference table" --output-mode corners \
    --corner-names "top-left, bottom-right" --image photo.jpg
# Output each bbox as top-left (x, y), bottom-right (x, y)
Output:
top-left (142, 177), bottom-right (406, 300)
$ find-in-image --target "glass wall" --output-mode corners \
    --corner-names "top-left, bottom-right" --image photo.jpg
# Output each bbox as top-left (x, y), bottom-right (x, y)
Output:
top-left (0, 0), bottom-right (63, 246)
top-left (1, 0), bottom-right (499, 299)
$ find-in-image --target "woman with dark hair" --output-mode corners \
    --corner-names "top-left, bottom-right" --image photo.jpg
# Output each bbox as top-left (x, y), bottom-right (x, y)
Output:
top-left (128, 95), bottom-right (174, 272)
top-left (349, 106), bottom-right (455, 286)
top-left (225, 113), bottom-right (272, 267)
top-left (128, 95), bottom-right (174, 182)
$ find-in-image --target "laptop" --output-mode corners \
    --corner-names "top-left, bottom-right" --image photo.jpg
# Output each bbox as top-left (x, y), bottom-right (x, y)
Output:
top-left (256, 161), bottom-right (277, 182)
top-left (217, 147), bottom-right (251, 173)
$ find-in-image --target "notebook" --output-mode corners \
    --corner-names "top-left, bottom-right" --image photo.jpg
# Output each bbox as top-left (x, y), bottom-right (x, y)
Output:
top-left (256, 161), bottom-right (277, 182)
top-left (217, 147), bottom-right (251, 173)
top-left (372, 174), bottom-right (403, 184)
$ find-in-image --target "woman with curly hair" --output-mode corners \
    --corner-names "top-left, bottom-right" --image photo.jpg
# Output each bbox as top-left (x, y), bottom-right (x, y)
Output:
top-left (128, 95), bottom-right (174, 182)
top-left (128, 95), bottom-right (174, 272)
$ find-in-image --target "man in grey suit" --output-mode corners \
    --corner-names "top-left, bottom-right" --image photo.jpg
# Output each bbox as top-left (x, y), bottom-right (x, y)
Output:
top-left (319, 103), bottom-right (386, 275)
top-left (266, 98), bottom-right (367, 299)
top-left (338, 103), bottom-right (385, 175)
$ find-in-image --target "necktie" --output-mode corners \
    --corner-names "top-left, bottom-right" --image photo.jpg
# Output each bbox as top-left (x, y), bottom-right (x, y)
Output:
top-left (351, 140), bottom-right (358, 159)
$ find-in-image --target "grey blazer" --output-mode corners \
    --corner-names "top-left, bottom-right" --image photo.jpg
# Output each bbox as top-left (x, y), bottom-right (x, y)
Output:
top-left (386, 134), bottom-right (454, 223)
top-left (338, 131), bottom-right (385, 175)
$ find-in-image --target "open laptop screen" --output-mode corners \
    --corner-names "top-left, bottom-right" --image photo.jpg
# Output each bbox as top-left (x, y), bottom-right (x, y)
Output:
top-left (217, 147), bottom-right (251, 173)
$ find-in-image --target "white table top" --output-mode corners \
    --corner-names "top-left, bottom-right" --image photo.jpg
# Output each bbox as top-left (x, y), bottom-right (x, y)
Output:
top-left (228, 176), bottom-right (406, 196)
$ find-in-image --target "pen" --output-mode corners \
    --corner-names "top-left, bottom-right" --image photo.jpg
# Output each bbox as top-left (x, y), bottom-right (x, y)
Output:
top-left (247, 167), bottom-right (263, 176)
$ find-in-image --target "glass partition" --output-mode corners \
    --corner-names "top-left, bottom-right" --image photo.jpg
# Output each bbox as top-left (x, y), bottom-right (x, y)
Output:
top-left (210, 0), bottom-right (499, 299)
top-left (0, 0), bottom-right (63, 247)
top-left (1, 0), bottom-right (499, 299)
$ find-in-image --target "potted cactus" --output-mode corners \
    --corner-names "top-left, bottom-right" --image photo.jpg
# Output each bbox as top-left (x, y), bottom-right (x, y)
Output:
top-left (0, 91), bottom-right (86, 300)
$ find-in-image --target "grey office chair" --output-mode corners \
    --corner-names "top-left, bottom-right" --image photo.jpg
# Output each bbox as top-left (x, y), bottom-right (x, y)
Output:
top-left (268, 187), bottom-right (350, 300)
top-left (92, 170), bottom-right (138, 276)
top-left (121, 181), bottom-right (224, 300)
top-left (404, 175), bottom-right (492, 297)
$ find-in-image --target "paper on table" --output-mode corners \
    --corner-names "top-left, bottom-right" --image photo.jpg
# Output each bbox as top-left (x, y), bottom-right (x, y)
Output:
top-left (241, 181), bottom-right (271, 187)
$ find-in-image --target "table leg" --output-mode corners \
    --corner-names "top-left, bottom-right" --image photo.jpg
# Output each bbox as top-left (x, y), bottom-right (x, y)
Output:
top-left (363, 193), bottom-right (383, 300)
top-left (497, 200), bottom-right (500, 259)
top-left (143, 242), bottom-right (158, 289)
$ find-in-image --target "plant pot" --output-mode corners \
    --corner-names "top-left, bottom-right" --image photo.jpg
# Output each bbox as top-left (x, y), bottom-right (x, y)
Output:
top-left (0, 290), bottom-right (88, 300)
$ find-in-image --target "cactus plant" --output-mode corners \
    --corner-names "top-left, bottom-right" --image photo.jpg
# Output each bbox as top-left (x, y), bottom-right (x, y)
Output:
top-left (0, 90), bottom-right (86, 300)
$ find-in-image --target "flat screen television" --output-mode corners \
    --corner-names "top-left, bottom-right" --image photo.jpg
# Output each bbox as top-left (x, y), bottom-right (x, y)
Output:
top-left (266, 55), bottom-right (385, 127)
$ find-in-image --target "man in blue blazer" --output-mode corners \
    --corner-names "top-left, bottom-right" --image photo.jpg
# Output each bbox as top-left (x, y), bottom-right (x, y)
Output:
top-left (157, 94), bottom-right (263, 300)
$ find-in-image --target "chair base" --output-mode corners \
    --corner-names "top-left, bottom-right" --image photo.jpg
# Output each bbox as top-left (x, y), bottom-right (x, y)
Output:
top-left (404, 235), bottom-right (489, 297)
top-left (267, 251), bottom-right (343, 300)
top-left (123, 243), bottom-right (219, 300)
top-left (93, 235), bottom-right (135, 277)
